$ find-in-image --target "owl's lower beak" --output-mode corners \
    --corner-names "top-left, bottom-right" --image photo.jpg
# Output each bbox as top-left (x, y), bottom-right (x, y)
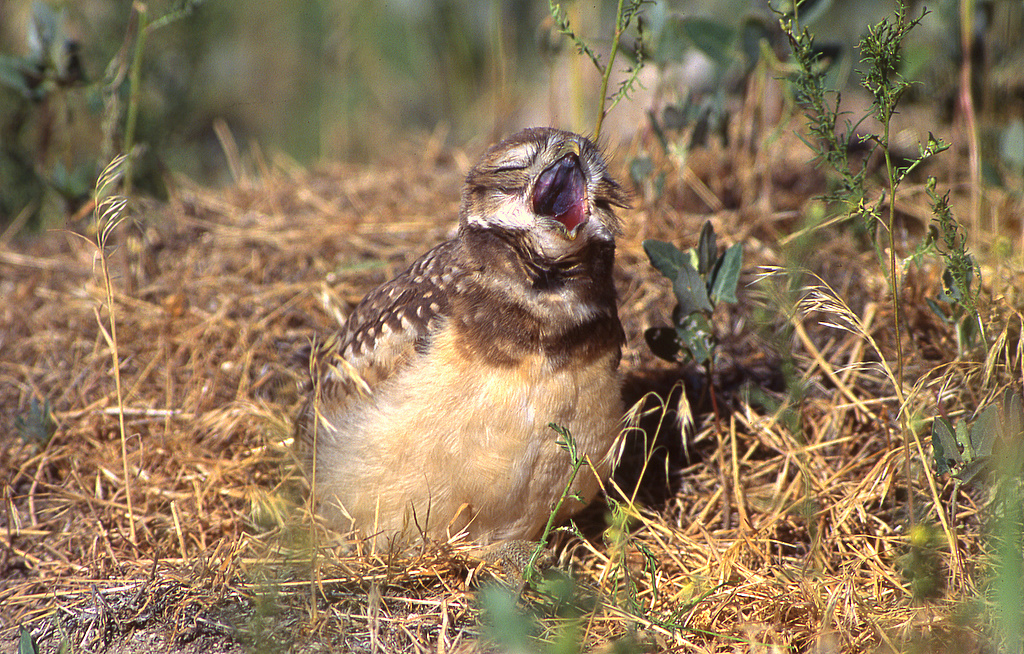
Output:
top-left (532, 152), bottom-right (589, 238)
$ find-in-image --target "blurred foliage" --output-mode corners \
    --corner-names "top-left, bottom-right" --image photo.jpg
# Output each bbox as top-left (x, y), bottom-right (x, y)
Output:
top-left (2, 0), bottom-right (1024, 233)
top-left (14, 396), bottom-right (56, 449)
top-left (932, 389), bottom-right (1024, 489)
top-left (0, 0), bottom-right (556, 229)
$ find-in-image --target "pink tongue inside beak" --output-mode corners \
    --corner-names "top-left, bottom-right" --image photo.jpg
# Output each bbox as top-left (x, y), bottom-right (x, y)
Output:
top-left (532, 152), bottom-right (588, 234)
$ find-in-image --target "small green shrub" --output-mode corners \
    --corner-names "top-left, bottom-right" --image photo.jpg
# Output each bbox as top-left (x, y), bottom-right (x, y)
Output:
top-left (642, 220), bottom-right (743, 366)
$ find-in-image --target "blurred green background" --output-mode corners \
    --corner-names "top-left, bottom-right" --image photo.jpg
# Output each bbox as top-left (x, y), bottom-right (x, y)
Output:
top-left (2, 0), bottom-right (1022, 230)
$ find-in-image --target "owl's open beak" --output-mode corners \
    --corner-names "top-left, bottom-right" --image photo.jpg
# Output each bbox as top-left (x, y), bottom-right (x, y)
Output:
top-left (532, 152), bottom-right (588, 237)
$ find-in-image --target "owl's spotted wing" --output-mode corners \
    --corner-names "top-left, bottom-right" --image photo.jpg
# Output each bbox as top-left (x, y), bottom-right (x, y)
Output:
top-left (337, 239), bottom-right (467, 375)
top-left (299, 239), bottom-right (473, 441)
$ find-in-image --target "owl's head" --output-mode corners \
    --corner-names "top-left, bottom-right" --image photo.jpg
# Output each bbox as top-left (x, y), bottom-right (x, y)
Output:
top-left (460, 128), bottom-right (629, 259)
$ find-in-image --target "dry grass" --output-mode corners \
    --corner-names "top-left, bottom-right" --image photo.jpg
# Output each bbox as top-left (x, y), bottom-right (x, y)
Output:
top-left (1, 115), bottom-right (1022, 653)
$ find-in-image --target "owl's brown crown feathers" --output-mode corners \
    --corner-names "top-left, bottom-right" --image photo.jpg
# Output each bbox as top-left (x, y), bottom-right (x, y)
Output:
top-left (297, 127), bottom-right (630, 544)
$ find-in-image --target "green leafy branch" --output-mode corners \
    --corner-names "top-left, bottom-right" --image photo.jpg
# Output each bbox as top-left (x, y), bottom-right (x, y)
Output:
top-left (523, 422), bottom-right (586, 584)
top-left (925, 177), bottom-right (984, 355)
top-left (548, 0), bottom-right (648, 139)
top-left (783, 3), bottom-right (938, 272)
top-left (781, 1), bottom-right (969, 542)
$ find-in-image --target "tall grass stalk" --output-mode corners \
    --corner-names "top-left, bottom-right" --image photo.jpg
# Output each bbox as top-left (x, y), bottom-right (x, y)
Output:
top-left (863, 0), bottom-right (915, 526)
top-left (120, 0), bottom-right (204, 194)
top-left (92, 155), bottom-right (136, 544)
top-left (958, 0), bottom-right (982, 242)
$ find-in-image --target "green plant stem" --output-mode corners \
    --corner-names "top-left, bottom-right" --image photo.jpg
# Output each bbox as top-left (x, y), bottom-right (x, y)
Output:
top-left (524, 425), bottom-right (584, 583)
top-left (594, 0), bottom-right (627, 141)
top-left (879, 103), bottom-right (913, 532)
top-left (123, 2), bottom-right (149, 196)
top-left (879, 6), bottom-right (914, 533)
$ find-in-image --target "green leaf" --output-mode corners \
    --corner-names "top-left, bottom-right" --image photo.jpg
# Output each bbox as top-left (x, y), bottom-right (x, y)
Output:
top-left (673, 261), bottom-right (713, 316)
top-left (629, 156), bottom-right (653, 188)
top-left (676, 313), bottom-right (714, 364)
top-left (0, 55), bottom-right (34, 96)
top-left (681, 17), bottom-right (735, 68)
top-left (969, 404), bottom-right (998, 460)
top-left (925, 297), bottom-right (950, 325)
top-left (1004, 389), bottom-right (1024, 441)
top-left (15, 398), bottom-right (56, 446)
top-left (644, 327), bottom-right (681, 362)
top-left (648, 108), bottom-right (670, 152)
top-left (999, 119), bottom-right (1024, 175)
top-left (932, 417), bottom-right (960, 475)
top-left (697, 221), bottom-right (717, 276)
top-left (29, 3), bottom-right (61, 61)
top-left (50, 162), bottom-right (93, 199)
top-left (739, 17), bottom-right (770, 72)
top-left (654, 14), bottom-right (689, 64)
top-left (939, 263), bottom-right (974, 306)
top-left (19, 627), bottom-right (37, 654)
top-left (548, 422), bottom-right (578, 460)
top-left (957, 459), bottom-right (988, 486)
top-left (741, 381), bottom-right (781, 414)
top-left (955, 313), bottom-right (980, 351)
top-left (661, 103), bottom-right (688, 130)
top-left (709, 242), bottom-right (743, 305)
top-left (479, 585), bottom-right (536, 650)
top-left (642, 239), bottom-right (688, 282)
top-left (1002, 390), bottom-right (1024, 478)
top-left (800, 0), bottom-right (837, 26)
top-left (954, 419), bottom-right (970, 458)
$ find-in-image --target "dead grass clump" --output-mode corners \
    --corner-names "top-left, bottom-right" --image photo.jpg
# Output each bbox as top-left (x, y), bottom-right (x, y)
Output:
top-left (2, 120), bottom-right (1023, 652)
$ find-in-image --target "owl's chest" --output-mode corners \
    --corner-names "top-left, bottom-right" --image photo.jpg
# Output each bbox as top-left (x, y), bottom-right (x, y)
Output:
top-left (368, 317), bottom-right (623, 464)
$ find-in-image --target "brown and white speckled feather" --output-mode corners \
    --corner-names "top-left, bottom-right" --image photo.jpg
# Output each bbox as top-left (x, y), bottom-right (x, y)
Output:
top-left (295, 127), bottom-right (630, 545)
top-left (300, 240), bottom-right (473, 424)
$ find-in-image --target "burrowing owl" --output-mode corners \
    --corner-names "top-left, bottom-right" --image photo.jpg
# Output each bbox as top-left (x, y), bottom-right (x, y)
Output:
top-left (296, 127), bottom-right (629, 545)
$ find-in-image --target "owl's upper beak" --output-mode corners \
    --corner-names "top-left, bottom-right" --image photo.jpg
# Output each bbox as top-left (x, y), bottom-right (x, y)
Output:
top-left (532, 151), bottom-right (589, 238)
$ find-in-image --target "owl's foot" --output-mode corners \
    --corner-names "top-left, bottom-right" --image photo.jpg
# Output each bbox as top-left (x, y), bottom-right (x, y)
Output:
top-left (469, 540), bottom-right (554, 592)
